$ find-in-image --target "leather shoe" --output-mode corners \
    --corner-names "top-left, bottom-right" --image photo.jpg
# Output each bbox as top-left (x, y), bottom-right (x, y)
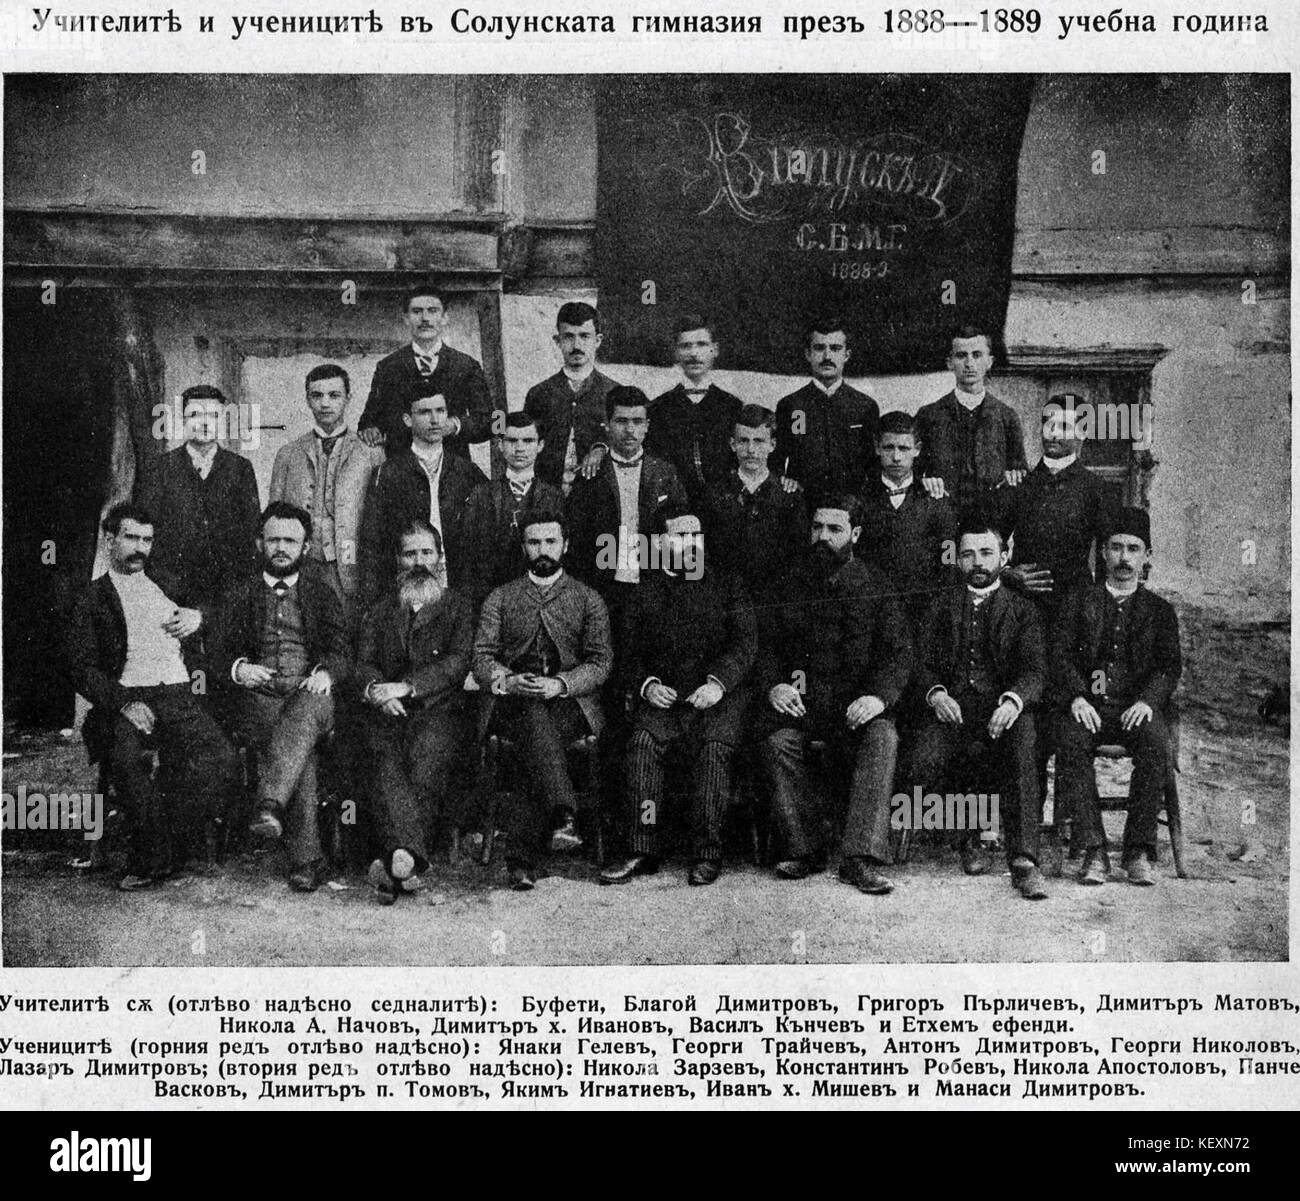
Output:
top-left (288, 860), bottom-right (329, 893)
top-left (961, 838), bottom-right (993, 876)
top-left (508, 866), bottom-right (535, 892)
top-left (774, 858), bottom-right (813, 880)
top-left (367, 858), bottom-right (397, 906)
top-left (1124, 855), bottom-right (1157, 886)
top-left (248, 802), bottom-right (284, 842)
top-left (1011, 858), bottom-right (1049, 900)
top-left (838, 857), bottom-right (894, 895)
top-left (117, 872), bottom-right (161, 892)
top-left (1079, 850), bottom-right (1109, 886)
top-left (599, 855), bottom-right (658, 885)
top-left (549, 814), bottom-right (584, 853)
top-left (390, 848), bottom-right (416, 881)
top-left (688, 860), bottom-right (720, 886)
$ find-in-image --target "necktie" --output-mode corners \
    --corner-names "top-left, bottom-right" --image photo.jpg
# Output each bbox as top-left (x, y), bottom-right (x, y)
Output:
top-left (273, 581), bottom-right (289, 599)
top-left (508, 477), bottom-right (530, 502)
top-left (318, 433), bottom-right (341, 460)
top-left (415, 351), bottom-right (436, 377)
top-left (884, 483), bottom-right (909, 496)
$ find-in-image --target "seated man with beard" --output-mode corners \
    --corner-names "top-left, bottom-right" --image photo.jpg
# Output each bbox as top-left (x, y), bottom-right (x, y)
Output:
top-left (356, 519), bottom-right (474, 903)
top-left (755, 494), bottom-right (913, 893)
top-left (209, 502), bottom-right (351, 891)
top-left (472, 506), bottom-right (613, 891)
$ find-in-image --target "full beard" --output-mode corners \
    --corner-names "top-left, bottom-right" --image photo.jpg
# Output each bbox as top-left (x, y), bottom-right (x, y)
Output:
top-left (399, 568), bottom-right (443, 609)
top-left (809, 542), bottom-right (849, 580)
top-left (262, 551), bottom-right (305, 579)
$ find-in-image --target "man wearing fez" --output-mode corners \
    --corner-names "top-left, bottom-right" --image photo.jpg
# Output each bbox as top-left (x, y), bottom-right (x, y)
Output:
top-left (756, 495), bottom-right (913, 894)
top-left (472, 508), bottom-right (613, 891)
top-left (65, 503), bottom-right (240, 891)
top-left (600, 508), bottom-right (756, 887)
top-left (359, 390), bottom-right (487, 609)
top-left (270, 364), bottom-right (383, 631)
top-left (1050, 508), bottom-right (1182, 887)
top-left (210, 503), bottom-right (351, 892)
top-left (357, 520), bottom-right (475, 904)
top-left (916, 323), bottom-right (1028, 524)
top-left (857, 409), bottom-right (959, 625)
top-left (137, 384), bottom-right (260, 629)
top-left (359, 284), bottom-right (494, 459)
top-left (774, 318), bottom-right (880, 497)
top-left (524, 300), bottom-right (619, 494)
top-left (463, 410), bottom-right (564, 610)
top-left (645, 314), bottom-right (743, 509)
top-left (911, 521), bottom-right (1048, 900)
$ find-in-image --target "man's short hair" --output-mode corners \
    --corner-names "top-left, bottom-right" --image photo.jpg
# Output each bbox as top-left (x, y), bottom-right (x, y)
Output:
top-left (396, 517), bottom-right (443, 558)
top-left (402, 283), bottom-right (446, 311)
top-left (557, 301), bottom-right (600, 333)
top-left (407, 388), bottom-right (447, 412)
top-left (606, 385), bottom-right (650, 420)
top-left (503, 410), bottom-right (540, 433)
top-left (180, 384), bottom-right (227, 412)
top-left (260, 501), bottom-right (312, 542)
top-left (877, 410), bottom-right (918, 440)
top-left (519, 503), bottom-right (566, 542)
top-left (103, 501), bottom-right (154, 536)
top-left (956, 517), bottom-right (1007, 552)
top-left (805, 317), bottom-right (849, 347)
top-left (734, 404), bottom-right (776, 435)
top-left (950, 322), bottom-right (993, 350)
top-left (811, 492), bottom-right (864, 530)
top-left (674, 312), bottom-right (716, 341)
top-left (306, 363), bottom-right (350, 394)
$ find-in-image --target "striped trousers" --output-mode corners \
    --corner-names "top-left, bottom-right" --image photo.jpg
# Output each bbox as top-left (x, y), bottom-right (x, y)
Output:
top-left (625, 728), bottom-right (733, 862)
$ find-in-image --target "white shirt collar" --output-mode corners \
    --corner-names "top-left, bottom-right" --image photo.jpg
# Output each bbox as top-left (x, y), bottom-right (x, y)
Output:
top-left (411, 339), bottom-right (443, 358)
top-left (411, 441), bottom-right (444, 470)
top-left (608, 449), bottom-right (644, 467)
top-left (738, 467), bottom-right (770, 492)
top-left (966, 578), bottom-right (1001, 600)
top-left (680, 373), bottom-right (713, 395)
top-left (505, 466), bottom-right (535, 487)
top-left (1105, 580), bottom-right (1140, 600)
top-left (313, 425), bottom-right (347, 441)
top-left (1042, 453), bottom-right (1077, 473)
top-left (186, 442), bottom-right (219, 465)
top-left (263, 571), bottom-right (299, 589)
top-left (955, 388), bottom-right (986, 410)
top-left (528, 568), bottom-right (564, 589)
top-left (811, 378), bottom-right (843, 397)
top-left (563, 364), bottom-right (594, 384)
top-left (882, 473), bottom-right (914, 492)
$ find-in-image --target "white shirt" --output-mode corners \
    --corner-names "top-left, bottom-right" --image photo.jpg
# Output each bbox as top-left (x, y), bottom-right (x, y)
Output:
top-left (681, 373), bottom-right (713, 396)
top-left (967, 578), bottom-right (1001, 604)
top-left (505, 467), bottom-right (535, 493)
top-left (263, 571), bottom-right (300, 590)
top-left (955, 388), bottom-right (986, 411)
top-left (186, 442), bottom-right (219, 480)
top-left (1105, 580), bottom-right (1140, 601)
top-left (1042, 452), bottom-right (1077, 473)
top-left (882, 474), bottom-right (913, 509)
top-left (411, 339), bottom-right (443, 367)
top-left (811, 378), bottom-right (843, 397)
top-left (563, 365), bottom-right (594, 390)
top-left (738, 467), bottom-right (770, 494)
top-left (528, 568), bottom-right (564, 589)
top-left (110, 570), bottom-right (191, 688)
top-left (312, 424), bottom-right (347, 442)
top-left (608, 452), bottom-right (643, 583)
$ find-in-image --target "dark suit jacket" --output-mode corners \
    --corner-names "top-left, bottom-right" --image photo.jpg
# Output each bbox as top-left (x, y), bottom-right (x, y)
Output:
top-left (357, 588), bottom-right (474, 710)
top-left (1050, 583), bottom-right (1181, 712)
top-left (358, 449), bottom-right (488, 605)
top-left (471, 572), bottom-right (613, 734)
top-left (359, 344), bottom-right (494, 458)
top-left (564, 453), bottom-right (688, 593)
top-left (135, 445), bottom-right (260, 621)
top-left (704, 471), bottom-right (808, 615)
top-left (858, 479), bottom-right (959, 612)
top-left (915, 389), bottom-right (1028, 513)
top-left (917, 584), bottom-right (1045, 706)
top-left (462, 476), bottom-right (565, 607)
top-left (756, 557), bottom-right (913, 728)
top-left (64, 572), bottom-right (202, 763)
top-left (1006, 458), bottom-right (1120, 613)
top-left (207, 565), bottom-right (352, 694)
top-left (524, 368), bottom-right (619, 488)
top-left (646, 383), bottom-right (743, 504)
top-left (774, 381), bottom-right (880, 495)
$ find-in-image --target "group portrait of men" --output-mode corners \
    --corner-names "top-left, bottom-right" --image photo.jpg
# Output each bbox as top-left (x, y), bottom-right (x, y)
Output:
top-left (64, 284), bottom-right (1183, 908)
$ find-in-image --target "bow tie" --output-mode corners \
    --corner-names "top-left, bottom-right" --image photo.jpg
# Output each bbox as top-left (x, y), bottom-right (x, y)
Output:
top-left (271, 580), bottom-right (290, 597)
top-left (883, 483), bottom-right (910, 496)
top-left (684, 388), bottom-right (707, 398)
top-left (611, 455), bottom-right (643, 469)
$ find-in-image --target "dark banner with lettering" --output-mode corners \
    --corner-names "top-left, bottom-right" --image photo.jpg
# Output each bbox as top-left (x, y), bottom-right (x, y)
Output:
top-left (595, 74), bottom-right (1034, 374)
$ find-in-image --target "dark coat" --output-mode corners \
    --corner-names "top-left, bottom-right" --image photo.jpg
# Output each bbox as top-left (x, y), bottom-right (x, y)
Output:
top-left (359, 448), bottom-right (488, 606)
top-left (914, 389), bottom-right (1028, 513)
top-left (756, 556), bottom-right (913, 728)
top-left (462, 476), bottom-right (566, 608)
top-left (1050, 583), bottom-right (1182, 712)
top-left (564, 453), bottom-right (688, 593)
top-left (524, 368), bottom-right (620, 489)
top-left (64, 572), bottom-right (202, 764)
top-left (916, 583), bottom-right (1045, 706)
top-left (207, 565), bottom-right (352, 693)
top-left (135, 445), bottom-right (260, 621)
top-left (646, 383), bottom-right (743, 504)
top-left (1006, 458), bottom-right (1120, 615)
top-left (356, 588), bottom-right (475, 710)
top-left (857, 479), bottom-right (959, 613)
top-left (359, 344), bottom-right (494, 458)
top-left (773, 381), bottom-right (880, 495)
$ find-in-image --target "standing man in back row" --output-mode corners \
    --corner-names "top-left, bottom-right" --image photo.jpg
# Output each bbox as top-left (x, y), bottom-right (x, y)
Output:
top-left (359, 284), bottom-right (495, 460)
